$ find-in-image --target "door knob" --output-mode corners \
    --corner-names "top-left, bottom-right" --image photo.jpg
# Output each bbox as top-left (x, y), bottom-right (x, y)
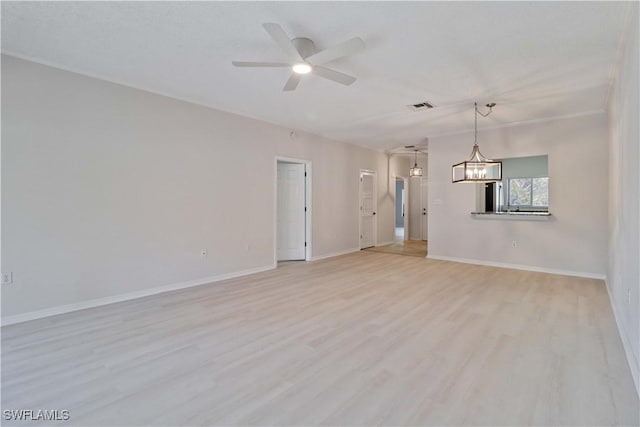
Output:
top-left (373, 212), bottom-right (376, 215)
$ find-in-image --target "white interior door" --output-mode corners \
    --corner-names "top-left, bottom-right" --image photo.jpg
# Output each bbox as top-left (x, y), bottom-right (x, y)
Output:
top-left (403, 178), bottom-right (409, 240)
top-left (277, 162), bottom-right (306, 261)
top-left (421, 177), bottom-right (428, 241)
top-left (408, 177), bottom-right (422, 240)
top-left (360, 171), bottom-right (376, 249)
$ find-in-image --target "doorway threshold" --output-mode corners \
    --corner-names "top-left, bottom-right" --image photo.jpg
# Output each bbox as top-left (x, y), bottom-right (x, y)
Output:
top-left (364, 240), bottom-right (427, 258)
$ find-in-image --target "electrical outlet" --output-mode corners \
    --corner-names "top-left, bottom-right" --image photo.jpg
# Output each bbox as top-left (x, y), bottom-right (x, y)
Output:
top-left (511, 241), bottom-right (517, 248)
top-left (200, 250), bottom-right (207, 259)
top-left (2, 272), bottom-right (13, 285)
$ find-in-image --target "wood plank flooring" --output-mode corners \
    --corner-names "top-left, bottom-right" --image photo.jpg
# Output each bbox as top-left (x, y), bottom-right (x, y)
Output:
top-left (2, 252), bottom-right (638, 426)
top-left (365, 240), bottom-right (428, 257)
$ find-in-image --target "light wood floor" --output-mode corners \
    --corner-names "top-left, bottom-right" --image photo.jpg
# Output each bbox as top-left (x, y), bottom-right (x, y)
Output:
top-left (366, 240), bottom-right (428, 257)
top-left (2, 252), bottom-right (638, 426)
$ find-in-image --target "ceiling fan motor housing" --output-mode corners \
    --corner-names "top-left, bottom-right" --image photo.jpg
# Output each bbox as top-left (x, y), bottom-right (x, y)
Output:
top-left (291, 37), bottom-right (316, 59)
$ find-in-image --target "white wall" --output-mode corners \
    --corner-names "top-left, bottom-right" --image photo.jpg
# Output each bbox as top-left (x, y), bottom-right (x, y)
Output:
top-left (428, 113), bottom-right (609, 277)
top-left (390, 154), bottom-right (412, 180)
top-left (1, 55), bottom-right (392, 319)
top-left (607, 3), bottom-right (639, 395)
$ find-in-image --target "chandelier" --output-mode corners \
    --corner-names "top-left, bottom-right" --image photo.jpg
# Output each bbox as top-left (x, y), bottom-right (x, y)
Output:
top-left (409, 149), bottom-right (423, 177)
top-left (452, 102), bottom-right (502, 183)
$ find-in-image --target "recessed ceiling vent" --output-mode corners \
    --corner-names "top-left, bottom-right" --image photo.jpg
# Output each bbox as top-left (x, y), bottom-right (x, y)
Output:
top-left (409, 101), bottom-right (435, 111)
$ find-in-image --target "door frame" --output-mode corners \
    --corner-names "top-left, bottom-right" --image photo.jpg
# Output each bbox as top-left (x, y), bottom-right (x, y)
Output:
top-left (421, 177), bottom-right (428, 241)
top-left (274, 156), bottom-right (312, 265)
top-left (359, 169), bottom-right (377, 249)
top-left (394, 175), bottom-right (409, 241)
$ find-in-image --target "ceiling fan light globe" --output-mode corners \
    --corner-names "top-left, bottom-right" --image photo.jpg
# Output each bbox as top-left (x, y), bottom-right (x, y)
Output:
top-left (292, 63), bottom-right (312, 74)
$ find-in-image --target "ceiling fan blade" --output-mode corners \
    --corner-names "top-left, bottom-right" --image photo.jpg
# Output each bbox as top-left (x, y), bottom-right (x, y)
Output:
top-left (306, 37), bottom-right (365, 65)
top-left (312, 66), bottom-right (357, 86)
top-left (232, 61), bottom-right (290, 68)
top-left (283, 73), bottom-right (302, 91)
top-left (262, 23), bottom-right (304, 63)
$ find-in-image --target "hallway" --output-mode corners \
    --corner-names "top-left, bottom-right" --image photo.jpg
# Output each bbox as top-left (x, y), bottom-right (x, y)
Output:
top-left (365, 227), bottom-right (427, 257)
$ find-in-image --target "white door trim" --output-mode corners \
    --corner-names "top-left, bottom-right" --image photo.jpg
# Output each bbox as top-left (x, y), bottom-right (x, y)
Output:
top-left (393, 175), bottom-right (409, 241)
top-left (404, 177), bottom-right (409, 240)
top-left (401, 176), bottom-right (410, 240)
top-left (359, 169), bottom-right (377, 249)
top-left (421, 177), bottom-right (428, 241)
top-left (274, 156), bottom-right (312, 265)
top-left (400, 176), bottom-right (409, 241)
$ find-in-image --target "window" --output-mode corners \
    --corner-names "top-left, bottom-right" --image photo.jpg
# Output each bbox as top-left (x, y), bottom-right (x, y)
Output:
top-left (476, 155), bottom-right (550, 214)
top-left (507, 177), bottom-right (548, 208)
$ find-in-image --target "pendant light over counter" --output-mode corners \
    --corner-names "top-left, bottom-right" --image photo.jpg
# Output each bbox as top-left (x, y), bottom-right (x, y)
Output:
top-left (409, 149), bottom-right (423, 177)
top-left (452, 102), bottom-right (502, 183)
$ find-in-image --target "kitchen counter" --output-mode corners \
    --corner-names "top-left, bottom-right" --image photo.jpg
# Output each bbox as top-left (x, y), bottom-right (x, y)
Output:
top-left (471, 211), bottom-right (553, 220)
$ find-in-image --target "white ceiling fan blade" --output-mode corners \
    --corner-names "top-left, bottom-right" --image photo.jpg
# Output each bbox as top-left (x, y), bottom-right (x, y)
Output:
top-left (262, 23), bottom-right (304, 63)
top-left (312, 66), bottom-right (357, 86)
top-left (232, 61), bottom-right (290, 68)
top-left (306, 37), bottom-right (365, 65)
top-left (283, 73), bottom-right (302, 91)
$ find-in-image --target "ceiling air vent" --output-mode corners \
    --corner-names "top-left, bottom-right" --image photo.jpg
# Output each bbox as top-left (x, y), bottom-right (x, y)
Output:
top-left (409, 101), bottom-right (435, 111)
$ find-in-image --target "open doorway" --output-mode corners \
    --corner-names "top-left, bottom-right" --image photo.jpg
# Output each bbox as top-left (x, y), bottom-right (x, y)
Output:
top-left (366, 173), bottom-right (426, 258)
top-left (275, 157), bottom-right (311, 264)
top-left (366, 147), bottom-right (428, 258)
top-left (394, 177), bottom-right (406, 242)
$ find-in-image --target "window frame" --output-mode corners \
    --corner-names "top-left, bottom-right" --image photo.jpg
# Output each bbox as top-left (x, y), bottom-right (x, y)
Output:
top-left (506, 176), bottom-right (549, 209)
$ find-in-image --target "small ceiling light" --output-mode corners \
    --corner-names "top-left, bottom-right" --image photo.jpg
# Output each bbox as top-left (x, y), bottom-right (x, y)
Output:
top-left (292, 63), bottom-right (312, 74)
top-left (410, 150), bottom-right (423, 177)
top-left (452, 102), bottom-right (502, 183)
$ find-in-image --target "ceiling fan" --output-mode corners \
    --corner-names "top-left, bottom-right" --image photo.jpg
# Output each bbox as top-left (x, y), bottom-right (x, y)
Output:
top-left (232, 23), bottom-right (365, 91)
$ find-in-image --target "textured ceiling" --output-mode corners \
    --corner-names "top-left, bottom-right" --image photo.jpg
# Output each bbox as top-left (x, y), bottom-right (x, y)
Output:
top-left (1, 1), bottom-right (632, 151)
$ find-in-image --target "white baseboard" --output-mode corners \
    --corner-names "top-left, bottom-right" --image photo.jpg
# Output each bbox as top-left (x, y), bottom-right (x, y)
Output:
top-left (426, 254), bottom-right (606, 280)
top-left (604, 279), bottom-right (640, 399)
top-left (1, 264), bottom-right (276, 326)
top-left (376, 241), bottom-right (394, 246)
top-left (311, 248), bottom-right (360, 261)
